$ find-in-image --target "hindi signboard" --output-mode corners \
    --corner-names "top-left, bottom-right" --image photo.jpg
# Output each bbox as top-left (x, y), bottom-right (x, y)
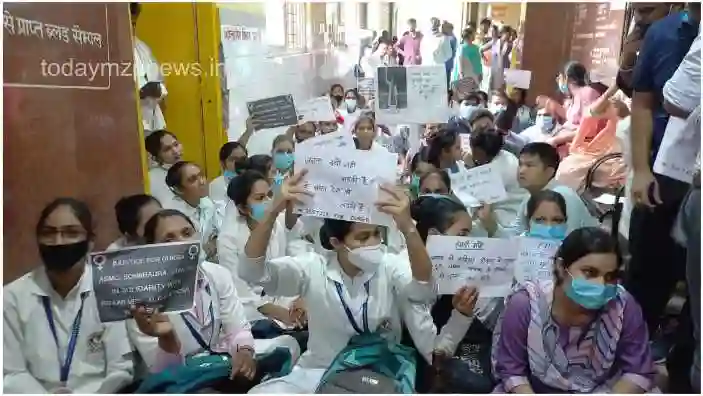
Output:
top-left (246, 94), bottom-right (299, 131)
top-left (514, 237), bottom-right (560, 285)
top-left (427, 235), bottom-right (516, 297)
top-left (452, 163), bottom-right (508, 205)
top-left (375, 65), bottom-right (449, 125)
top-left (90, 241), bottom-right (200, 323)
top-left (296, 96), bottom-right (336, 123)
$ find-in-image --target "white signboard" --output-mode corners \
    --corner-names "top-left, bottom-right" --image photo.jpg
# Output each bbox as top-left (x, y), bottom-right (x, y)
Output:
top-left (294, 146), bottom-right (397, 226)
top-left (452, 163), bottom-right (508, 205)
top-left (653, 116), bottom-right (698, 184)
top-left (514, 237), bottom-right (560, 285)
top-left (374, 65), bottom-right (449, 125)
top-left (504, 69), bottom-right (532, 89)
top-left (297, 129), bottom-right (355, 150)
top-left (297, 96), bottom-right (336, 123)
top-left (427, 235), bottom-right (516, 297)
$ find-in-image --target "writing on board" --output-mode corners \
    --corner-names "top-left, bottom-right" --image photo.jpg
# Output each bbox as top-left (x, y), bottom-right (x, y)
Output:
top-left (246, 94), bottom-right (299, 131)
top-left (427, 235), bottom-right (516, 297)
top-left (294, 145), bottom-right (396, 226)
top-left (452, 162), bottom-right (508, 204)
top-left (90, 241), bottom-right (200, 323)
top-left (4, 10), bottom-right (103, 47)
top-left (514, 237), bottom-right (560, 285)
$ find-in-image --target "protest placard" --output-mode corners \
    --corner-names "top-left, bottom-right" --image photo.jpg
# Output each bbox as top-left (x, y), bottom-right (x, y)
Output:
top-left (357, 77), bottom-right (376, 104)
top-left (427, 235), bottom-right (516, 297)
top-left (375, 65), bottom-right (449, 125)
top-left (294, 145), bottom-right (397, 226)
top-left (246, 94), bottom-right (299, 131)
top-left (452, 162), bottom-right (508, 205)
top-left (296, 96), bottom-right (336, 123)
top-left (504, 69), bottom-right (532, 89)
top-left (90, 241), bottom-right (200, 323)
top-left (296, 129), bottom-right (355, 150)
top-left (514, 237), bottom-right (560, 285)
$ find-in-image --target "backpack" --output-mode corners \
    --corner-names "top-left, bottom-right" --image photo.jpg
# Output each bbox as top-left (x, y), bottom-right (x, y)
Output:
top-left (315, 332), bottom-right (417, 394)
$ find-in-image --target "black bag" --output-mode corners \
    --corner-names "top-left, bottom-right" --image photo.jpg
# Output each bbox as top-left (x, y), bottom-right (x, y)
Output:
top-left (578, 152), bottom-right (625, 222)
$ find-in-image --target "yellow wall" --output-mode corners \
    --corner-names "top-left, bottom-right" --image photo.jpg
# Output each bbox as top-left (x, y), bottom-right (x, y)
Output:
top-left (135, 3), bottom-right (224, 181)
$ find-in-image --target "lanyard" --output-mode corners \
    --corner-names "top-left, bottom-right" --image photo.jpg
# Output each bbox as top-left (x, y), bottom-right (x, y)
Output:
top-left (180, 283), bottom-right (216, 352)
top-left (41, 292), bottom-right (88, 385)
top-left (333, 281), bottom-right (370, 334)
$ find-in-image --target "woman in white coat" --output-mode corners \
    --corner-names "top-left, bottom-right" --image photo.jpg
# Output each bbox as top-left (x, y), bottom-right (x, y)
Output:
top-left (239, 171), bottom-right (438, 393)
top-left (338, 89), bottom-right (363, 133)
top-left (144, 130), bottom-right (184, 204)
top-left (108, 194), bottom-right (162, 251)
top-left (209, 141), bottom-right (248, 204)
top-left (217, 170), bottom-right (308, 355)
top-left (126, 209), bottom-right (257, 381)
top-left (163, 161), bottom-right (221, 262)
top-left (4, 198), bottom-right (133, 394)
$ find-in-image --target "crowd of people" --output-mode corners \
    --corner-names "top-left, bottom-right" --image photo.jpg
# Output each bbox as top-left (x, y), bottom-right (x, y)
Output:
top-left (4, 3), bottom-right (701, 395)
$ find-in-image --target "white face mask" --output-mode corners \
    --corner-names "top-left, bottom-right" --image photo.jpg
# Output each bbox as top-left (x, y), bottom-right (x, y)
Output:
top-left (346, 244), bottom-right (384, 273)
top-left (345, 99), bottom-right (357, 110)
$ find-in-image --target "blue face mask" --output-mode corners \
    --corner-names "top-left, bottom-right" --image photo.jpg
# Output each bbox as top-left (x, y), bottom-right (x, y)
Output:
top-left (223, 170), bottom-right (237, 180)
top-left (558, 82), bottom-right (569, 94)
top-left (565, 271), bottom-right (618, 310)
top-left (250, 201), bottom-right (269, 222)
top-left (536, 115), bottom-right (554, 131)
top-left (273, 152), bottom-right (294, 171)
top-left (459, 104), bottom-right (478, 120)
top-left (528, 221), bottom-right (567, 240)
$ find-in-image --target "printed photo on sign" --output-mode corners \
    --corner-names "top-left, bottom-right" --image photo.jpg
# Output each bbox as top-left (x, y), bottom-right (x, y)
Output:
top-left (293, 145), bottom-right (397, 226)
top-left (427, 235), bottom-right (517, 297)
top-left (452, 162), bottom-right (508, 205)
top-left (297, 96), bottom-right (336, 123)
top-left (90, 241), bottom-right (200, 323)
top-left (375, 65), bottom-right (449, 125)
top-left (514, 237), bottom-right (560, 285)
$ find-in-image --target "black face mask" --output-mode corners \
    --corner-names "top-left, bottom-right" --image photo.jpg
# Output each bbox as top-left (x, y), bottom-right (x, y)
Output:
top-left (38, 240), bottom-right (89, 272)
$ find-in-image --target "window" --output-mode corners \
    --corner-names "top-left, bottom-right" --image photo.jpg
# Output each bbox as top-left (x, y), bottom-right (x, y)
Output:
top-left (285, 2), bottom-right (307, 51)
top-left (325, 2), bottom-right (345, 47)
top-left (359, 2), bottom-right (368, 29)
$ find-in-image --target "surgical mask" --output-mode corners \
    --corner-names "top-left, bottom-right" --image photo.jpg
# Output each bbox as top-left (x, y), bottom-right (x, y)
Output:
top-left (558, 82), bottom-right (569, 94)
top-left (273, 152), bottom-right (294, 170)
top-left (459, 104), bottom-right (479, 120)
top-left (346, 243), bottom-right (385, 273)
top-left (345, 99), bottom-right (357, 110)
top-left (224, 170), bottom-right (237, 180)
top-left (39, 241), bottom-right (89, 272)
top-left (250, 201), bottom-right (269, 222)
top-left (565, 270), bottom-right (618, 310)
top-left (536, 115), bottom-right (554, 131)
top-left (528, 221), bottom-right (567, 240)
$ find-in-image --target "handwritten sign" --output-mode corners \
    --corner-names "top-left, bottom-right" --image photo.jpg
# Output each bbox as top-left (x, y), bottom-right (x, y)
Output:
top-left (357, 77), bottom-right (376, 104)
top-left (514, 237), bottom-right (560, 285)
top-left (90, 241), bottom-right (200, 323)
top-left (375, 65), bottom-right (449, 125)
top-left (296, 96), bottom-right (336, 123)
top-left (452, 162), bottom-right (508, 205)
top-left (294, 145), bottom-right (397, 226)
top-left (427, 235), bottom-right (516, 296)
top-left (246, 94), bottom-right (299, 131)
top-left (504, 69), bottom-right (532, 89)
top-left (653, 116), bottom-right (698, 184)
top-left (297, 129), bottom-right (355, 150)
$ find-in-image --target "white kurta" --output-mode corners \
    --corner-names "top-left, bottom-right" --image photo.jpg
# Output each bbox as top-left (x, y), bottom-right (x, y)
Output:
top-left (148, 166), bottom-right (174, 205)
top-left (134, 37), bottom-right (167, 133)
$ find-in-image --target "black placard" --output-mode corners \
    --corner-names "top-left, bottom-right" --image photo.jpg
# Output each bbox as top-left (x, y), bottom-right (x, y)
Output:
top-left (246, 94), bottom-right (299, 131)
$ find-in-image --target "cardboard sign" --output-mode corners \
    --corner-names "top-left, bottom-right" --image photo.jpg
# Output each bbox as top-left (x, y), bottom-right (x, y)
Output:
top-left (514, 237), bottom-right (560, 285)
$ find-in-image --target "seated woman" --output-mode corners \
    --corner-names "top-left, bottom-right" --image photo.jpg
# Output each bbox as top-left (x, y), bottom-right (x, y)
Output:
top-left (127, 209), bottom-right (259, 392)
top-left (408, 147), bottom-right (436, 198)
top-left (210, 142), bottom-right (248, 203)
top-left (426, 125), bottom-right (476, 208)
top-left (522, 190), bottom-right (568, 241)
top-left (555, 83), bottom-right (629, 190)
top-left (240, 172), bottom-right (438, 393)
top-left (492, 227), bottom-right (658, 393)
top-left (521, 61), bottom-right (600, 150)
top-left (271, 134), bottom-right (295, 193)
top-left (145, 130), bottom-right (184, 204)
top-left (164, 161), bottom-right (221, 262)
top-left (510, 88), bottom-right (535, 133)
top-left (217, 171), bottom-right (307, 357)
top-left (109, 194), bottom-right (162, 250)
top-left (4, 198), bottom-right (133, 393)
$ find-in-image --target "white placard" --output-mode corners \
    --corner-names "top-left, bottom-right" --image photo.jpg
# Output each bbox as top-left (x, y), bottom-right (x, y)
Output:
top-left (375, 65), bottom-right (450, 125)
top-left (452, 162), bottom-right (508, 204)
top-left (514, 237), bottom-right (560, 285)
top-left (294, 146), bottom-right (397, 226)
top-left (297, 96), bottom-right (336, 123)
top-left (427, 235), bottom-right (517, 297)
top-left (460, 134), bottom-right (472, 151)
top-left (504, 69), bottom-right (532, 89)
top-left (297, 129), bottom-right (355, 150)
top-left (653, 116), bottom-right (698, 184)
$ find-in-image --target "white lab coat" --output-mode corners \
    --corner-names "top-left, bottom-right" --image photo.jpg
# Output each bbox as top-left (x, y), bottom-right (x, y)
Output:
top-left (490, 150), bottom-right (529, 229)
top-left (419, 32), bottom-right (453, 66)
top-left (217, 202), bottom-right (310, 323)
top-left (208, 175), bottom-right (229, 203)
top-left (148, 166), bottom-right (174, 205)
top-left (3, 265), bottom-right (133, 393)
top-left (163, 195), bottom-right (222, 246)
top-left (126, 262), bottom-right (259, 372)
top-left (134, 37), bottom-right (167, 134)
top-left (240, 250), bottom-right (437, 393)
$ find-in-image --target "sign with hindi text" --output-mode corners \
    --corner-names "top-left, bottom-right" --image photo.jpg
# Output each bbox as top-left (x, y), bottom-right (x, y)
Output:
top-left (375, 65), bottom-right (449, 125)
top-left (90, 241), bottom-right (200, 323)
top-left (452, 162), bottom-right (508, 205)
top-left (246, 94), bottom-right (299, 131)
top-left (514, 237), bottom-right (560, 285)
top-left (296, 96), bottom-right (336, 123)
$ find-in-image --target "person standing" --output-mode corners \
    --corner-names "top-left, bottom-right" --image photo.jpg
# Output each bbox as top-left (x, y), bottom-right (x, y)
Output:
top-left (131, 3), bottom-right (168, 135)
top-left (420, 17), bottom-right (453, 68)
top-left (442, 21), bottom-right (458, 87)
top-left (395, 18), bottom-right (423, 66)
top-left (451, 27), bottom-right (482, 90)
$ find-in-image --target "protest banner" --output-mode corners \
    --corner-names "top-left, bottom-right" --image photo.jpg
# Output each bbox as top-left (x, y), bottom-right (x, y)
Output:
top-left (452, 162), bottom-right (508, 205)
top-left (375, 65), bottom-right (449, 125)
top-left (296, 96), bottom-right (336, 123)
top-left (427, 235), bottom-right (516, 297)
top-left (90, 241), bottom-right (200, 323)
top-left (246, 94), bottom-right (299, 130)
top-left (294, 145), bottom-right (397, 226)
top-left (514, 237), bottom-right (560, 285)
